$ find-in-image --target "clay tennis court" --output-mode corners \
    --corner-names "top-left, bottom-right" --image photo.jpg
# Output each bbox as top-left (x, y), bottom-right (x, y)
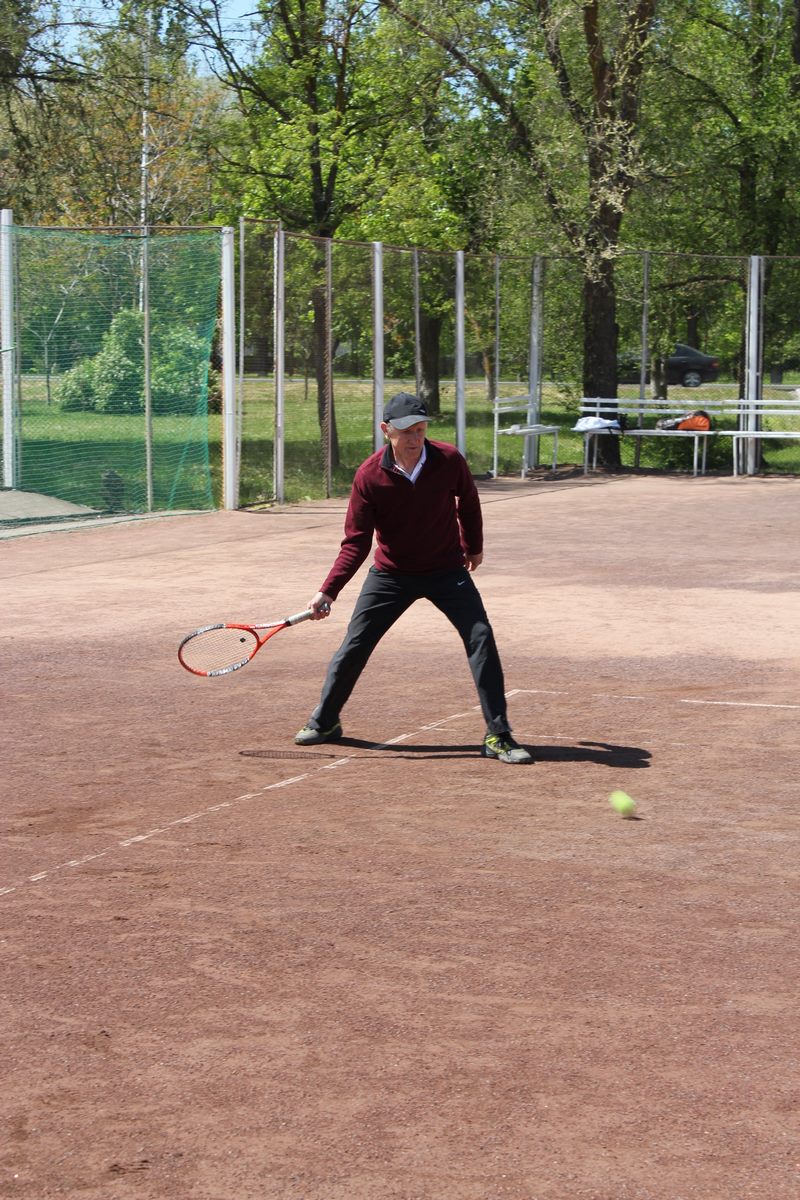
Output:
top-left (3, 470), bottom-right (800, 1199)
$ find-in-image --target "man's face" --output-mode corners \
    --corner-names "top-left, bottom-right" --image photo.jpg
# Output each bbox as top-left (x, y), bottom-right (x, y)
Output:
top-left (382, 420), bottom-right (428, 455)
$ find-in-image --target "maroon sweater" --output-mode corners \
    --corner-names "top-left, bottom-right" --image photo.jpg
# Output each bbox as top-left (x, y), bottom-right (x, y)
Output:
top-left (319, 440), bottom-right (483, 600)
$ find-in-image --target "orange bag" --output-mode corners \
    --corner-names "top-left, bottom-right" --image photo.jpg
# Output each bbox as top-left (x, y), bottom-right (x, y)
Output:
top-left (677, 411), bottom-right (712, 431)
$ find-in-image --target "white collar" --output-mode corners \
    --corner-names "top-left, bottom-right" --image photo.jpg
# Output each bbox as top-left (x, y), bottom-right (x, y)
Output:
top-left (392, 442), bottom-right (427, 482)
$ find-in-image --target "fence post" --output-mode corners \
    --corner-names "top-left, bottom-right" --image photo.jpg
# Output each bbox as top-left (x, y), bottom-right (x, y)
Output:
top-left (744, 254), bottom-right (764, 476)
top-left (221, 226), bottom-right (237, 509)
top-left (634, 250), bottom-right (651, 469)
top-left (237, 216), bottom-right (245, 500)
top-left (525, 255), bottom-right (544, 471)
top-left (455, 250), bottom-right (466, 455)
top-left (141, 229), bottom-right (154, 511)
top-left (274, 224), bottom-right (286, 501)
top-left (494, 255), bottom-right (501, 403)
top-left (372, 241), bottom-right (384, 451)
top-left (323, 237), bottom-right (333, 497)
top-left (413, 248), bottom-right (422, 397)
top-left (1, 209), bottom-right (17, 489)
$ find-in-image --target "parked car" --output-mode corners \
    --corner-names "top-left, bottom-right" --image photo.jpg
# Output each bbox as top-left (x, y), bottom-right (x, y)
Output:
top-left (618, 344), bottom-right (721, 388)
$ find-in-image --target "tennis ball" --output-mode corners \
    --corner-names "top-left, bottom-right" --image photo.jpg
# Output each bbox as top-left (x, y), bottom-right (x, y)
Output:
top-left (609, 789), bottom-right (637, 818)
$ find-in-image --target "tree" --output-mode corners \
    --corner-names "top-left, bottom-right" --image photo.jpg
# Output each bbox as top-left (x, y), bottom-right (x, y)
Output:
top-left (623, 0), bottom-right (800, 396)
top-left (381, 0), bottom-right (661, 463)
top-left (3, 2), bottom-right (227, 224)
top-left (177, 0), bottom-right (460, 461)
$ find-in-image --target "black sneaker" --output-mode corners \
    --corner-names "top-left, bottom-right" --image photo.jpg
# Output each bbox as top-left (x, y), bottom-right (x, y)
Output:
top-left (481, 733), bottom-right (533, 764)
top-left (294, 721), bottom-right (343, 746)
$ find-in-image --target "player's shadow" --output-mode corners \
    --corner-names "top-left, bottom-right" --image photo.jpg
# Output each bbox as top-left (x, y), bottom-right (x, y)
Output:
top-left (240, 738), bottom-right (650, 765)
top-left (335, 737), bottom-right (651, 767)
top-left (327, 737), bottom-right (485, 759)
top-left (533, 740), bottom-right (651, 768)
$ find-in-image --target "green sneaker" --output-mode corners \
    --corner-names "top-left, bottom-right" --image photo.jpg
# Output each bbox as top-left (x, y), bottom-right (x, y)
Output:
top-left (294, 721), bottom-right (343, 746)
top-left (481, 733), bottom-right (533, 764)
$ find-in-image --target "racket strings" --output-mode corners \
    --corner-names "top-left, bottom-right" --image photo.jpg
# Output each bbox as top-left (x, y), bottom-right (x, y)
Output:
top-left (180, 626), bottom-right (259, 674)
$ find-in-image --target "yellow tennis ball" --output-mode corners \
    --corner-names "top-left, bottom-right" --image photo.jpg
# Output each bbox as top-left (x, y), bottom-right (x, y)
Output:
top-left (609, 789), bottom-right (637, 818)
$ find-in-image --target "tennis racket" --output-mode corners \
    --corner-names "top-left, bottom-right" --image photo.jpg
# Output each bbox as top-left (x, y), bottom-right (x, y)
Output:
top-left (178, 607), bottom-right (326, 678)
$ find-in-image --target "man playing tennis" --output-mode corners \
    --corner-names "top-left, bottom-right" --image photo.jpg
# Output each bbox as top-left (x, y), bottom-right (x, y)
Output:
top-left (294, 392), bottom-right (532, 764)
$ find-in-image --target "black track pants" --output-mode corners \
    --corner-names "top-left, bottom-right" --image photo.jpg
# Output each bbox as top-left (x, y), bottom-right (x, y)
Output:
top-left (309, 566), bottom-right (510, 735)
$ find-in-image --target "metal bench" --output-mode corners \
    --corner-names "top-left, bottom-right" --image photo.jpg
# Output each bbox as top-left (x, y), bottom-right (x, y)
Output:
top-left (492, 395), bottom-right (559, 478)
top-left (716, 393), bottom-right (800, 474)
top-left (578, 397), bottom-right (743, 476)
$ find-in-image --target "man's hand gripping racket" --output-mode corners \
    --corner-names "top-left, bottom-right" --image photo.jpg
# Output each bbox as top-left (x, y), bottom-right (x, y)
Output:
top-left (178, 601), bottom-right (330, 678)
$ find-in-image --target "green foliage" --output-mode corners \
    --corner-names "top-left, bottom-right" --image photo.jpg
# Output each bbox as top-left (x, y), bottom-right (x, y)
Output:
top-left (56, 307), bottom-right (215, 416)
top-left (57, 359), bottom-right (96, 412)
top-left (151, 326), bottom-right (214, 415)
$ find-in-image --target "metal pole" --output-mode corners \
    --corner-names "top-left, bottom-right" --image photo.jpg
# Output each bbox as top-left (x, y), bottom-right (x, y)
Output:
top-left (744, 254), bottom-right (764, 476)
top-left (274, 225), bottom-right (286, 501)
top-left (237, 215), bottom-right (245, 500)
top-left (1, 209), bottom-right (16, 489)
top-left (639, 251), bottom-right (650, 401)
top-left (494, 255), bottom-right (501, 402)
top-left (413, 248), bottom-right (422, 396)
top-left (142, 230), bottom-right (153, 511)
top-left (138, 17), bottom-right (154, 511)
top-left (526, 255), bottom-right (544, 470)
top-left (221, 226), bottom-right (237, 509)
top-left (635, 251), bottom-right (651, 468)
top-left (323, 237), bottom-right (333, 498)
top-left (455, 250), bottom-right (466, 455)
top-left (372, 241), bottom-right (384, 451)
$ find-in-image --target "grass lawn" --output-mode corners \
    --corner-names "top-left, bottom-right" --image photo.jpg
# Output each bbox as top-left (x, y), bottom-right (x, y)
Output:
top-left (9, 376), bottom-right (799, 514)
top-left (236, 376), bottom-right (800, 502)
top-left (13, 388), bottom-right (214, 513)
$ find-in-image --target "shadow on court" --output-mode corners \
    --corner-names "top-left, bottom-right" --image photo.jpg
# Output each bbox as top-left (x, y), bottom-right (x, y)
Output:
top-left (239, 737), bottom-right (651, 766)
top-left (535, 739), bottom-right (652, 768)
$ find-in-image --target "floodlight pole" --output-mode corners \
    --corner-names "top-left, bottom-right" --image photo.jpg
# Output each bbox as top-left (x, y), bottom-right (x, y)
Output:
top-left (1, 209), bottom-right (16, 489)
top-left (221, 227), bottom-right (237, 509)
top-left (372, 241), bottom-right (384, 451)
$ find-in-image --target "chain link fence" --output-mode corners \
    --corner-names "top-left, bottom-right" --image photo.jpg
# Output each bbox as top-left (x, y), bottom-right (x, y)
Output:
top-left (237, 229), bottom-right (800, 502)
top-left (4, 216), bottom-right (800, 524)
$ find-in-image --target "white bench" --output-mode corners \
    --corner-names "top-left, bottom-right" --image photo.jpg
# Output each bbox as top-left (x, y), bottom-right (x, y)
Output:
top-left (492, 395), bottom-right (559, 478)
top-left (716, 392), bottom-right (800, 475)
top-left (578, 397), bottom-right (744, 476)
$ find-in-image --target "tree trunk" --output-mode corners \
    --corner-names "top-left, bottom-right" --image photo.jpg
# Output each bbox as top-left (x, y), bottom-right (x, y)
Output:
top-left (311, 284), bottom-right (340, 472)
top-left (652, 358), bottom-right (667, 398)
top-left (583, 261), bottom-right (620, 467)
top-left (418, 310), bottom-right (442, 416)
top-left (482, 349), bottom-right (495, 402)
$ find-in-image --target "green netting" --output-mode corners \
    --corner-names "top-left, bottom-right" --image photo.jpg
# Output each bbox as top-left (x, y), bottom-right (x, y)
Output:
top-left (3, 226), bottom-right (220, 520)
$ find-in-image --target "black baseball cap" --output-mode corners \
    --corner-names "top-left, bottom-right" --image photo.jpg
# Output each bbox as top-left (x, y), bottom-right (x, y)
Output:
top-left (383, 392), bottom-right (430, 430)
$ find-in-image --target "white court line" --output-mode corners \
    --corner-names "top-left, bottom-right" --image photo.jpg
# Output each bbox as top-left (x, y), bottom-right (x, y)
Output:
top-left (4, 686), bottom-right (797, 898)
top-left (680, 698), bottom-right (800, 710)
top-left (514, 688), bottom-right (800, 711)
top-left (0, 706), bottom-right (487, 899)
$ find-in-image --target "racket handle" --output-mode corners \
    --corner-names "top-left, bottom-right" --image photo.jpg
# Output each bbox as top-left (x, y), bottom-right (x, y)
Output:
top-left (285, 604), bottom-right (329, 625)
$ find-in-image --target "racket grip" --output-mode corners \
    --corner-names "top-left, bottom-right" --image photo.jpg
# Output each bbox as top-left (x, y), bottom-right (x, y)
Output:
top-left (286, 604), bottom-right (329, 625)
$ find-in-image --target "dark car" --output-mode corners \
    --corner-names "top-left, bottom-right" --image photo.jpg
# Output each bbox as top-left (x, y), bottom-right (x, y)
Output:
top-left (618, 344), bottom-right (720, 388)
